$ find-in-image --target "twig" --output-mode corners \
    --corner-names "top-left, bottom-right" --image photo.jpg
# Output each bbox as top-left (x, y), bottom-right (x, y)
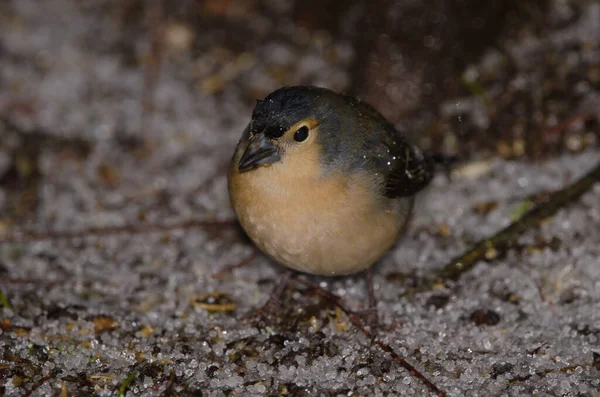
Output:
top-left (22, 372), bottom-right (56, 397)
top-left (507, 364), bottom-right (584, 385)
top-left (189, 162), bottom-right (229, 196)
top-left (0, 219), bottom-right (236, 243)
top-left (159, 371), bottom-right (176, 397)
top-left (405, 159), bottom-right (600, 296)
top-left (140, 0), bottom-right (164, 136)
top-left (212, 250), bottom-right (259, 279)
top-left (294, 277), bottom-right (446, 397)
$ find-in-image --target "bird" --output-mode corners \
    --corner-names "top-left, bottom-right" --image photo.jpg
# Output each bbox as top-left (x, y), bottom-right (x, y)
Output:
top-left (227, 85), bottom-right (434, 325)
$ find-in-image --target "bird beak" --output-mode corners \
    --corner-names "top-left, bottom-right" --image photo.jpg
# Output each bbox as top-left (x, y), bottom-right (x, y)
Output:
top-left (238, 133), bottom-right (281, 172)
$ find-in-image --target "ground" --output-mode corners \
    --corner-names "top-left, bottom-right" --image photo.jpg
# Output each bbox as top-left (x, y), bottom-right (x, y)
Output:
top-left (0, 1), bottom-right (599, 396)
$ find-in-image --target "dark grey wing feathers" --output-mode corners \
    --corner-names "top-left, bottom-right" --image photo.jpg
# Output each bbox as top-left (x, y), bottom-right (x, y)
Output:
top-left (359, 112), bottom-right (434, 198)
top-left (320, 92), bottom-right (435, 198)
top-left (382, 141), bottom-right (434, 198)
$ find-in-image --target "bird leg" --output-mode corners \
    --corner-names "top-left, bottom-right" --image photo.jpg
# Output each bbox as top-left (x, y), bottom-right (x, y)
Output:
top-left (293, 272), bottom-right (380, 332)
top-left (348, 268), bottom-right (379, 330)
top-left (242, 268), bottom-right (380, 331)
top-left (242, 270), bottom-right (293, 325)
top-left (366, 267), bottom-right (377, 310)
top-left (258, 270), bottom-right (293, 314)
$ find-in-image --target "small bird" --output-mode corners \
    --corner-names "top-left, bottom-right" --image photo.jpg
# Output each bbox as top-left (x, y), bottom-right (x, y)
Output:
top-left (228, 86), bottom-right (434, 323)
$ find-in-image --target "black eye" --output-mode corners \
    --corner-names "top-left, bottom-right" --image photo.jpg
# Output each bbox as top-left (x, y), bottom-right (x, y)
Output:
top-left (294, 126), bottom-right (309, 142)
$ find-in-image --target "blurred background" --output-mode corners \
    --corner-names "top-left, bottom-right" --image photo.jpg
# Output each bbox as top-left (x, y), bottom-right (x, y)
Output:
top-left (1, 0), bottom-right (599, 233)
top-left (122, 0), bottom-right (598, 158)
top-left (1, 2), bottom-right (599, 395)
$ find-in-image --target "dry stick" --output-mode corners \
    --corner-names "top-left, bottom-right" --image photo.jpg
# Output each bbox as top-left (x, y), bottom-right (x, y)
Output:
top-left (22, 372), bottom-right (56, 397)
top-left (507, 364), bottom-right (584, 385)
top-left (0, 219), bottom-right (236, 244)
top-left (294, 277), bottom-right (446, 397)
top-left (189, 161), bottom-right (230, 196)
top-left (405, 159), bottom-right (600, 297)
top-left (140, 0), bottom-right (164, 136)
top-left (159, 371), bottom-right (176, 397)
top-left (212, 250), bottom-right (260, 279)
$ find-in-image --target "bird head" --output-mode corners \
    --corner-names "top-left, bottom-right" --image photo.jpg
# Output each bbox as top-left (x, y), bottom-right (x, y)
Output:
top-left (236, 86), bottom-right (349, 173)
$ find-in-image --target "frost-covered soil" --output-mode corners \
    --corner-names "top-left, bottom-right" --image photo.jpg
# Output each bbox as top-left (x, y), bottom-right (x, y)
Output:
top-left (1, 1), bottom-right (599, 396)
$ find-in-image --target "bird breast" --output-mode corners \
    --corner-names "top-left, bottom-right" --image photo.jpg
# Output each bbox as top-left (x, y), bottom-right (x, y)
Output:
top-left (228, 147), bottom-right (412, 276)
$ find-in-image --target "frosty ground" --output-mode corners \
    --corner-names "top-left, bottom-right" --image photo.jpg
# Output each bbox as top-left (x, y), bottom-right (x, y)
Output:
top-left (1, 1), bottom-right (599, 396)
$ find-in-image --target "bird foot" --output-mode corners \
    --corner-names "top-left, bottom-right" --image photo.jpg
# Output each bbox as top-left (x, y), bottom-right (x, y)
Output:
top-left (240, 271), bottom-right (293, 327)
top-left (241, 295), bottom-right (283, 326)
top-left (349, 307), bottom-right (379, 331)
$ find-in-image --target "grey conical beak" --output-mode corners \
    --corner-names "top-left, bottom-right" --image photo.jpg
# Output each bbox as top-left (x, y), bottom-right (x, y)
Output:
top-left (238, 133), bottom-right (281, 172)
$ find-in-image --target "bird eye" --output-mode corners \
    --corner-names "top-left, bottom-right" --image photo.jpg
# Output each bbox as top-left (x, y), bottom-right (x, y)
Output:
top-left (294, 126), bottom-right (309, 142)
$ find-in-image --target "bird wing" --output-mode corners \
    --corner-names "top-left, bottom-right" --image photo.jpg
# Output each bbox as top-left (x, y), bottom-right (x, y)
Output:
top-left (358, 115), bottom-right (434, 199)
top-left (381, 136), bottom-right (435, 198)
top-left (341, 95), bottom-right (435, 199)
